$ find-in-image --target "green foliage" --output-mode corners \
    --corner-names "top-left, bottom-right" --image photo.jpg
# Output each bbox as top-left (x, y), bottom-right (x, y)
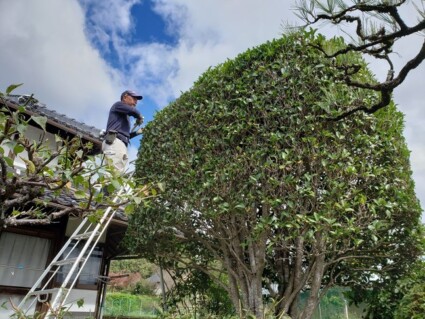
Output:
top-left (5, 83), bottom-right (23, 95)
top-left (131, 29), bottom-right (423, 318)
top-left (395, 283), bottom-right (425, 319)
top-left (165, 270), bottom-right (235, 317)
top-left (346, 260), bottom-right (425, 319)
top-left (132, 279), bottom-right (156, 296)
top-left (344, 242), bottom-right (425, 319)
top-left (156, 313), bottom-right (238, 319)
top-left (352, 259), bottom-right (425, 319)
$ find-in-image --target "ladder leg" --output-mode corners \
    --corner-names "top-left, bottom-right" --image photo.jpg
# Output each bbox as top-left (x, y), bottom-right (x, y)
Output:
top-left (16, 180), bottom-right (134, 316)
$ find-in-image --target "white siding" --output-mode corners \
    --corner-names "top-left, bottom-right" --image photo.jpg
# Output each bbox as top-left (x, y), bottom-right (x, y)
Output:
top-left (2, 125), bottom-right (59, 170)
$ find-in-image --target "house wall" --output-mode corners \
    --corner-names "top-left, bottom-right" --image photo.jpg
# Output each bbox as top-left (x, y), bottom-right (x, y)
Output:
top-left (0, 230), bottom-right (56, 318)
top-left (1, 105), bottom-right (122, 319)
top-left (2, 124), bottom-right (59, 171)
top-left (0, 294), bottom-right (38, 319)
top-left (0, 290), bottom-right (98, 319)
top-left (0, 226), bottom-right (104, 318)
top-left (0, 232), bottom-right (51, 287)
top-left (66, 217), bottom-right (107, 244)
top-left (64, 289), bottom-right (98, 315)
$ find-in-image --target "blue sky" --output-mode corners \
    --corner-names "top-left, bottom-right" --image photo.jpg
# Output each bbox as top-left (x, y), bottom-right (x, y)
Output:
top-left (0, 0), bottom-right (424, 221)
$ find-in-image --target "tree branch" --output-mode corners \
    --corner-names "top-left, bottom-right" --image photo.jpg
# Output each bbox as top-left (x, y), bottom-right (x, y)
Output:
top-left (5, 216), bottom-right (52, 226)
top-left (297, 0), bottom-right (425, 118)
top-left (0, 154), bottom-right (7, 182)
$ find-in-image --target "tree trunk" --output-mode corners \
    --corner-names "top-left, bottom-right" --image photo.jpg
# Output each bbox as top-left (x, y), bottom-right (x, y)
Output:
top-left (219, 205), bottom-right (269, 318)
top-left (299, 234), bottom-right (326, 319)
top-left (273, 233), bottom-right (326, 319)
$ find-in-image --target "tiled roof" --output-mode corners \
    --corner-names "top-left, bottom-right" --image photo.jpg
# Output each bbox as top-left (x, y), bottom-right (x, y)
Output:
top-left (5, 94), bottom-right (102, 141)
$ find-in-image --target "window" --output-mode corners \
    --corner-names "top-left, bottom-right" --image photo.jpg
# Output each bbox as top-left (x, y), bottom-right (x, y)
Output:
top-left (0, 232), bottom-right (51, 288)
top-left (56, 242), bottom-right (103, 289)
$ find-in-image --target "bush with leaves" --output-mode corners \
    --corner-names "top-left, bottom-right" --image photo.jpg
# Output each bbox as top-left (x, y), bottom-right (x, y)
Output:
top-left (130, 29), bottom-right (423, 319)
top-left (162, 269), bottom-right (235, 317)
top-left (395, 274), bottom-right (425, 319)
top-left (349, 259), bottom-right (425, 319)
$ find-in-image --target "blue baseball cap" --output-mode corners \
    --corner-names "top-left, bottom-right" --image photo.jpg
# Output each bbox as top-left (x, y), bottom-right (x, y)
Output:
top-left (121, 90), bottom-right (143, 100)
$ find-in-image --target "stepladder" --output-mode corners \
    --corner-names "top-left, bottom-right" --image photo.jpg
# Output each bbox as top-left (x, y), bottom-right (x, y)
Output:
top-left (14, 181), bottom-right (132, 318)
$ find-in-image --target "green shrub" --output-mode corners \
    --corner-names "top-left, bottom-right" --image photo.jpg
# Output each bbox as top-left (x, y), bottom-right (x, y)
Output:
top-left (133, 279), bottom-right (156, 295)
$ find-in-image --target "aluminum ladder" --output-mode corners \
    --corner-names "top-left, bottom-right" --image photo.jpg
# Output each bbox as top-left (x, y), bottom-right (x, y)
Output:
top-left (16, 182), bottom-right (132, 318)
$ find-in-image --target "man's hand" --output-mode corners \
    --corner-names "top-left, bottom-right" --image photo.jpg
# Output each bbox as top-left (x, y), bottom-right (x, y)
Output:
top-left (136, 116), bottom-right (144, 126)
top-left (136, 128), bottom-right (144, 135)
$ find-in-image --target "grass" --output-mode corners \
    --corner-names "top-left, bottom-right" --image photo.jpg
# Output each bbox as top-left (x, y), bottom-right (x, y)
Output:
top-left (104, 292), bottom-right (160, 318)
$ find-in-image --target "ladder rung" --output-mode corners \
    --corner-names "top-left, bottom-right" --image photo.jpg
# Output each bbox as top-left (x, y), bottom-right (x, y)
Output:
top-left (52, 257), bottom-right (85, 266)
top-left (28, 288), bottom-right (60, 303)
top-left (28, 288), bottom-right (58, 296)
top-left (71, 231), bottom-right (100, 240)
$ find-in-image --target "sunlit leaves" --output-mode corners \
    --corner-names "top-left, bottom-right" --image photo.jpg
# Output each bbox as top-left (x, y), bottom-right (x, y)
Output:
top-left (5, 83), bottom-right (23, 95)
top-left (13, 143), bottom-right (25, 154)
top-left (31, 116), bottom-right (47, 131)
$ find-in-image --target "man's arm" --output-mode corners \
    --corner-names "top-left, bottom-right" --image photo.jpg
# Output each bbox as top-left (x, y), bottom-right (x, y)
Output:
top-left (130, 115), bottom-right (144, 139)
top-left (114, 102), bottom-right (142, 119)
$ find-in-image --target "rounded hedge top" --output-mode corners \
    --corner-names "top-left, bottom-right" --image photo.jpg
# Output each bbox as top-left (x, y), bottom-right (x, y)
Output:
top-left (136, 29), bottom-right (419, 244)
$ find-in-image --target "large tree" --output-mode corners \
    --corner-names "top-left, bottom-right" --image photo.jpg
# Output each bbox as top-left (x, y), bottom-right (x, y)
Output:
top-left (130, 29), bottom-right (423, 319)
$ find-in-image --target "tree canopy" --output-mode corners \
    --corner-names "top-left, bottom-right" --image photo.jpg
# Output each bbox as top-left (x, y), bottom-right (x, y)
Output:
top-left (130, 29), bottom-right (423, 319)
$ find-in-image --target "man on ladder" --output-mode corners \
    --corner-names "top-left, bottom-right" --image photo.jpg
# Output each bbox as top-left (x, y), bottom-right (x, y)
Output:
top-left (102, 89), bottom-right (145, 172)
top-left (16, 90), bottom-right (145, 318)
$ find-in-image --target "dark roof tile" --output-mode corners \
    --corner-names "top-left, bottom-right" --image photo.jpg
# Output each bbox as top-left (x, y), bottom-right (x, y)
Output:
top-left (5, 94), bottom-right (102, 140)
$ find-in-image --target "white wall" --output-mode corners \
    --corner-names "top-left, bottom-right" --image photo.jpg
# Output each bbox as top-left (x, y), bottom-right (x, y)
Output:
top-left (63, 289), bottom-right (98, 315)
top-left (0, 294), bottom-right (37, 319)
top-left (1, 124), bottom-right (59, 171)
top-left (0, 290), bottom-right (99, 319)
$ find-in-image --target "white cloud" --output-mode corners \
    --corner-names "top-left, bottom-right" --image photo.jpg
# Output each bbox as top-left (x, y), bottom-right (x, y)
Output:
top-left (0, 0), bottom-right (122, 128)
top-left (78, 0), bottom-right (142, 56)
top-left (126, 0), bottom-right (295, 104)
top-left (154, 0), bottom-right (296, 45)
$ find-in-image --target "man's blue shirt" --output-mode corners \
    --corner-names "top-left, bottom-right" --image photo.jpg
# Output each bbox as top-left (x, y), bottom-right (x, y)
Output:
top-left (105, 101), bottom-right (142, 145)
